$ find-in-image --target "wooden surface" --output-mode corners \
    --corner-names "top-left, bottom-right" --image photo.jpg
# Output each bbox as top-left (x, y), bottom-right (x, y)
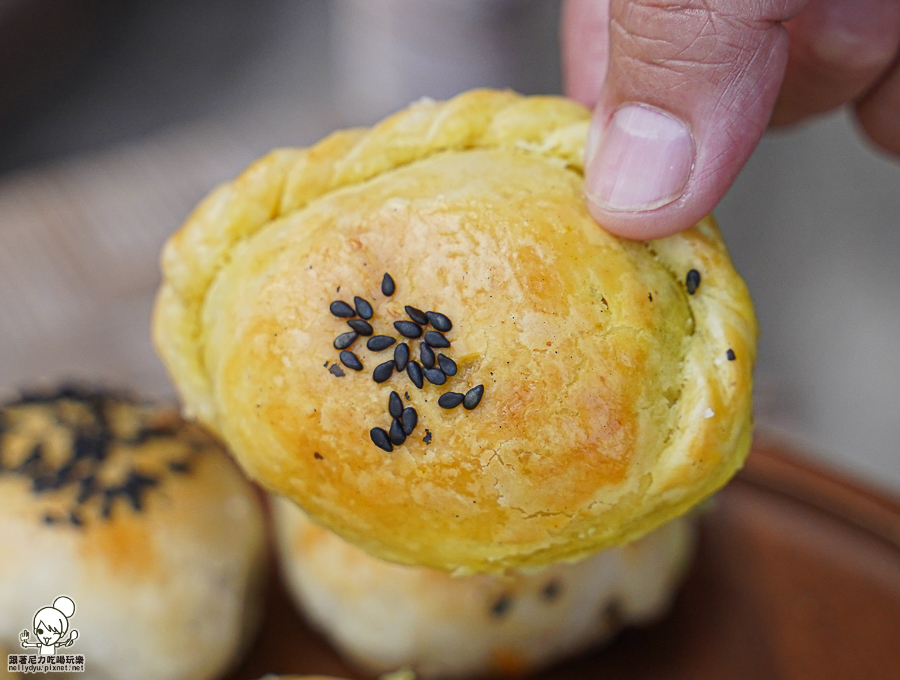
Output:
top-left (228, 437), bottom-right (900, 680)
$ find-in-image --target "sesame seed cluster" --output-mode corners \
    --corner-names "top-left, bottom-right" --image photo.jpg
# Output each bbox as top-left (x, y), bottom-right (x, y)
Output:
top-left (0, 386), bottom-right (207, 527)
top-left (328, 273), bottom-right (484, 452)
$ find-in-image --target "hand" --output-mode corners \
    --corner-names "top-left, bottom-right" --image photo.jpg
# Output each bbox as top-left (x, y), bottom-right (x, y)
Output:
top-left (562, 0), bottom-right (900, 240)
top-left (19, 630), bottom-right (29, 646)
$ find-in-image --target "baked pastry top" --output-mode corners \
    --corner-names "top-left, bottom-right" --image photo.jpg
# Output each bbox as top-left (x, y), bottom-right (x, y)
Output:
top-left (0, 385), bottom-right (229, 529)
top-left (154, 89), bottom-right (757, 574)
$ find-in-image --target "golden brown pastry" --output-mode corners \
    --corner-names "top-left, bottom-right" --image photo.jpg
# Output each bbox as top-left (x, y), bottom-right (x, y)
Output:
top-left (154, 89), bottom-right (757, 573)
top-left (0, 386), bottom-right (267, 680)
top-left (272, 494), bottom-right (694, 679)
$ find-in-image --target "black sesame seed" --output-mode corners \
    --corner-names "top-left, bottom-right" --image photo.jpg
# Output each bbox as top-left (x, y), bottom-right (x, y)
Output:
top-left (101, 489), bottom-right (115, 518)
top-left (18, 443), bottom-right (43, 473)
top-left (168, 461), bottom-right (191, 473)
top-left (426, 311), bottom-right (452, 332)
top-left (423, 331), bottom-right (450, 348)
top-left (420, 342), bottom-right (435, 369)
top-left (333, 331), bottom-right (358, 350)
top-left (77, 475), bottom-right (96, 503)
top-left (389, 391), bottom-right (403, 418)
top-left (541, 580), bottom-right (562, 601)
top-left (491, 595), bottom-right (513, 618)
top-left (347, 319), bottom-right (374, 336)
top-left (367, 335), bottom-right (396, 351)
top-left (407, 360), bottom-right (424, 389)
top-left (400, 407), bottom-right (417, 435)
top-left (438, 392), bottom-right (464, 409)
top-left (394, 342), bottom-right (410, 371)
top-left (686, 269), bottom-right (701, 295)
top-left (437, 354), bottom-right (457, 376)
top-left (32, 475), bottom-right (60, 492)
top-left (122, 472), bottom-right (159, 511)
top-left (373, 360), bottom-right (395, 383)
top-left (370, 427), bottom-right (393, 452)
top-left (129, 423), bottom-right (177, 445)
top-left (72, 432), bottom-right (107, 462)
top-left (394, 320), bottom-right (423, 338)
top-left (381, 273), bottom-right (395, 296)
top-left (328, 363), bottom-right (346, 377)
top-left (604, 599), bottom-right (624, 629)
top-left (422, 429), bottom-right (432, 444)
top-left (389, 418), bottom-right (407, 446)
top-left (330, 300), bottom-right (356, 318)
top-left (463, 384), bottom-right (484, 410)
top-left (339, 351), bottom-right (364, 371)
top-left (423, 367), bottom-right (446, 385)
top-left (726, 348), bottom-right (736, 361)
top-left (69, 512), bottom-right (83, 527)
top-left (354, 296), bottom-right (374, 319)
top-left (314, 452), bottom-right (323, 460)
top-left (405, 306), bottom-right (428, 325)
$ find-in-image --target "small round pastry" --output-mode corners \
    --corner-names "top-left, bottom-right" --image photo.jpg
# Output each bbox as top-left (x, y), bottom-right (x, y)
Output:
top-left (154, 89), bottom-right (757, 573)
top-left (0, 386), bottom-right (267, 680)
top-left (272, 494), bottom-right (694, 679)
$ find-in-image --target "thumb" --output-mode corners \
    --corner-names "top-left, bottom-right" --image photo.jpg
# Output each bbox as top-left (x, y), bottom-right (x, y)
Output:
top-left (579, 0), bottom-right (808, 239)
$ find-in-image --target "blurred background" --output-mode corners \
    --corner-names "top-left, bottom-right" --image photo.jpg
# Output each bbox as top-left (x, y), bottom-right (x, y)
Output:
top-left (0, 0), bottom-right (897, 492)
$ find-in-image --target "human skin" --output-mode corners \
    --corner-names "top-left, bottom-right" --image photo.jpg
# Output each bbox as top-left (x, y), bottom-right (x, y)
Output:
top-left (561, 0), bottom-right (900, 240)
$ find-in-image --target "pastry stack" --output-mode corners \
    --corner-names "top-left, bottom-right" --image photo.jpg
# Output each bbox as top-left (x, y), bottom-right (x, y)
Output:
top-left (151, 89), bottom-right (756, 677)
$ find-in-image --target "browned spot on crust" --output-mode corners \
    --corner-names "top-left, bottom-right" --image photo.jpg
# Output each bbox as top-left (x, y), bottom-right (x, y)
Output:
top-left (82, 515), bottom-right (157, 577)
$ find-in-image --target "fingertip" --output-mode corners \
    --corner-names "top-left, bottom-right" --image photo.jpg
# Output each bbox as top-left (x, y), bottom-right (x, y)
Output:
top-left (585, 198), bottom-right (700, 241)
top-left (583, 106), bottom-right (718, 240)
top-left (579, 0), bottom-right (802, 240)
top-left (584, 104), bottom-right (694, 214)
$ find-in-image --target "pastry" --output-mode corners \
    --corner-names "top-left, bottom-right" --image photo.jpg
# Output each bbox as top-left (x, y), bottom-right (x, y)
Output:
top-left (153, 89), bottom-right (756, 573)
top-left (272, 494), bottom-right (694, 678)
top-left (0, 386), bottom-right (267, 680)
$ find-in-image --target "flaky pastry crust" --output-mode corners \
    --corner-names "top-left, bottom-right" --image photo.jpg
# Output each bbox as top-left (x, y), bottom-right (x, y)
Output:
top-left (153, 90), bottom-right (756, 573)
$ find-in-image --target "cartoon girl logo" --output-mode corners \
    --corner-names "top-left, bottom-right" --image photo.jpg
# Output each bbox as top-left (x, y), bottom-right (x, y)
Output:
top-left (19, 596), bottom-right (79, 655)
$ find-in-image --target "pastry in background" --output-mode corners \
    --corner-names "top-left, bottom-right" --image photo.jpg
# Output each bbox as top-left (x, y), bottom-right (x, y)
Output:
top-left (0, 386), bottom-right (267, 680)
top-left (272, 494), bottom-right (695, 679)
top-left (153, 89), bottom-right (757, 575)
